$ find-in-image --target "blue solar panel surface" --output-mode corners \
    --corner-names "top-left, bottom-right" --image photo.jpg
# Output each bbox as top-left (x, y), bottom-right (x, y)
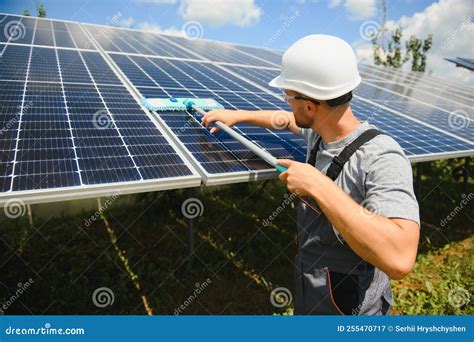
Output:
top-left (0, 13), bottom-right (472, 203)
top-left (222, 65), bottom-right (473, 154)
top-left (0, 15), bottom-right (198, 198)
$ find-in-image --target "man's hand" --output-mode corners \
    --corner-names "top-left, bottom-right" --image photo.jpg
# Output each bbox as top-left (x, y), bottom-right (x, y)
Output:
top-left (201, 109), bottom-right (241, 134)
top-left (276, 159), bottom-right (326, 196)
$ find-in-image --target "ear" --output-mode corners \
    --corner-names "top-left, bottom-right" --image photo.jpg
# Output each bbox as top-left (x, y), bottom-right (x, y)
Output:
top-left (307, 101), bottom-right (318, 113)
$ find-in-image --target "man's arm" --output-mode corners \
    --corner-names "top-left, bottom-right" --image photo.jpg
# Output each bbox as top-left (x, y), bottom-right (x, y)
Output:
top-left (201, 109), bottom-right (302, 135)
top-left (276, 158), bottom-right (420, 280)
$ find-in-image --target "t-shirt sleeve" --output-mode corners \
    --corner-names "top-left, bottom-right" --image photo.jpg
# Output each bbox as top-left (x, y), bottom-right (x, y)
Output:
top-left (364, 142), bottom-right (420, 226)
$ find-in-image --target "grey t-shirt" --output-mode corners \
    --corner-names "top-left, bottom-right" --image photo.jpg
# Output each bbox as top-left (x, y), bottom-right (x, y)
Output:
top-left (299, 121), bottom-right (420, 225)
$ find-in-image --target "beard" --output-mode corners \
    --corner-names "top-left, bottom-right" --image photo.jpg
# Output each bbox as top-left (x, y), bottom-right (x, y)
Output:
top-left (294, 114), bottom-right (312, 128)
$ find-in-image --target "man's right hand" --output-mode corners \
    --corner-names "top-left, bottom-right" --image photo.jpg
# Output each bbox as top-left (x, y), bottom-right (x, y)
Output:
top-left (201, 109), bottom-right (242, 134)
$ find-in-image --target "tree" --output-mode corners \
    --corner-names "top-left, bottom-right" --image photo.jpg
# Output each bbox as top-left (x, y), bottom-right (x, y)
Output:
top-left (405, 34), bottom-right (433, 72)
top-left (23, 9), bottom-right (31, 16)
top-left (372, 0), bottom-right (433, 73)
top-left (372, 26), bottom-right (408, 69)
top-left (36, 2), bottom-right (46, 18)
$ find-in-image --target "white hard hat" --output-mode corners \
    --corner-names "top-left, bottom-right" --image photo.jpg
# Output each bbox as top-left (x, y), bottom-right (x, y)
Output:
top-left (269, 34), bottom-right (361, 100)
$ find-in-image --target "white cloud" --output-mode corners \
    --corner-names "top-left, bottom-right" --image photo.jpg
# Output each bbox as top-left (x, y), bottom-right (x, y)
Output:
top-left (179, 0), bottom-right (262, 27)
top-left (134, 0), bottom-right (177, 4)
top-left (329, 0), bottom-right (342, 8)
top-left (355, 0), bottom-right (473, 86)
top-left (118, 17), bottom-right (135, 28)
top-left (328, 0), bottom-right (376, 21)
top-left (138, 22), bottom-right (185, 37)
top-left (345, 0), bottom-right (376, 20)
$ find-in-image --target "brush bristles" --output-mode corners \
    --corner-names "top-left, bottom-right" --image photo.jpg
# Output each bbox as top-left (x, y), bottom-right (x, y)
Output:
top-left (141, 97), bottom-right (224, 112)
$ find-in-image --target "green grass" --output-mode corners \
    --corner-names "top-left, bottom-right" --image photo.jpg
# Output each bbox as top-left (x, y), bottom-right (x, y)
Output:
top-left (0, 158), bottom-right (472, 315)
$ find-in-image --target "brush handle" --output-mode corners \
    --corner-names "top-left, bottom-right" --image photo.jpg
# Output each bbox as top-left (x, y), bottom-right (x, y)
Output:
top-left (275, 164), bottom-right (288, 173)
top-left (193, 104), bottom-right (291, 174)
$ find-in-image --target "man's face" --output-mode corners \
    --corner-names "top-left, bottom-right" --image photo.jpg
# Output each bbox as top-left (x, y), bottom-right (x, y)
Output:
top-left (285, 89), bottom-right (315, 128)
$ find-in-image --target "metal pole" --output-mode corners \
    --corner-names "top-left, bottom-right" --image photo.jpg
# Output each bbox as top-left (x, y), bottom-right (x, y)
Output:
top-left (415, 163), bottom-right (422, 200)
top-left (187, 188), bottom-right (195, 270)
top-left (463, 157), bottom-right (470, 194)
top-left (26, 204), bottom-right (34, 229)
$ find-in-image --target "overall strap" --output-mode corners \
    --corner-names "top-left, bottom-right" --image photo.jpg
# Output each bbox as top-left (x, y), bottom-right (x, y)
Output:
top-left (306, 129), bottom-right (382, 180)
top-left (326, 129), bottom-right (381, 180)
top-left (307, 136), bottom-right (323, 166)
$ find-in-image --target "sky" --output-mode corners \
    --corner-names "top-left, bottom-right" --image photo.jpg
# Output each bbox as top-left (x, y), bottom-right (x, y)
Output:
top-left (1, 0), bottom-right (473, 85)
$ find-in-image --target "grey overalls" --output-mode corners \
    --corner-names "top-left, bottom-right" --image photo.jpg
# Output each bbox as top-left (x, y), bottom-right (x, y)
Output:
top-left (294, 129), bottom-right (394, 315)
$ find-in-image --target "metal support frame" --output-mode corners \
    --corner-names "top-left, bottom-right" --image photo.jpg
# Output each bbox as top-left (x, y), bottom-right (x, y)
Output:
top-left (415, 163), bottom-right (423, 200)
top-left (463, 157), bottom-right (470, 193)
top-left (187, 187), bottom-right (196, 270)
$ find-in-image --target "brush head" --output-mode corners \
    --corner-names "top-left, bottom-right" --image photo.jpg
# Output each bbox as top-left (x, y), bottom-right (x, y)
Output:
top-left (141, 97), bottom-right (224, 112)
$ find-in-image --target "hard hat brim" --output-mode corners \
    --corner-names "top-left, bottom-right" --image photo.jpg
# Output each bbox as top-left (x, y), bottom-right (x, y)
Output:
top-left (268, 74), bottom-right (361, 101)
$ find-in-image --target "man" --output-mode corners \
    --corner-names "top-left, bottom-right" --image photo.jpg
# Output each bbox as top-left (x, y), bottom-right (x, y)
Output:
top-left (201, 35), bottom-right (420, 315)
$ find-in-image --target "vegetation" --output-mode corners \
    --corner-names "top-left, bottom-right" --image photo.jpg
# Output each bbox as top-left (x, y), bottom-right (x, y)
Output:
top-left (22, 2), bottom-right (46, 18)
top-left (0, 159), bottom-right (472, 315)
top-left (36, 2), bottom-right (46, 18)
top-left (372, 0), bottom-right (433, 72)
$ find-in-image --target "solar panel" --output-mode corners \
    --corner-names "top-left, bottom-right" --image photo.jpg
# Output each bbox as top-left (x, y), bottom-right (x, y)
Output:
top-left (220, 65), bottom-right (473, 158)
top-left (445, 57), bottom-right (474, 71)
top-left (0, 16), bottom-right (200, 205)
top-left (162, 35), bottom-right (278, 67)
top-left (107, 53), bottom-right (305, 184)
top-left (0, 12), bottom-right (472, 204)
top-left (354, 83), bottom-right (473, 142)
top-left (359, 63), bottom-right (473, 101)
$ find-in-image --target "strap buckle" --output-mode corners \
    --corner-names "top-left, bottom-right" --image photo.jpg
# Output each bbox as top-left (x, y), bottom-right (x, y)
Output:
top-left (331, 155), bottom-right (344, 167)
